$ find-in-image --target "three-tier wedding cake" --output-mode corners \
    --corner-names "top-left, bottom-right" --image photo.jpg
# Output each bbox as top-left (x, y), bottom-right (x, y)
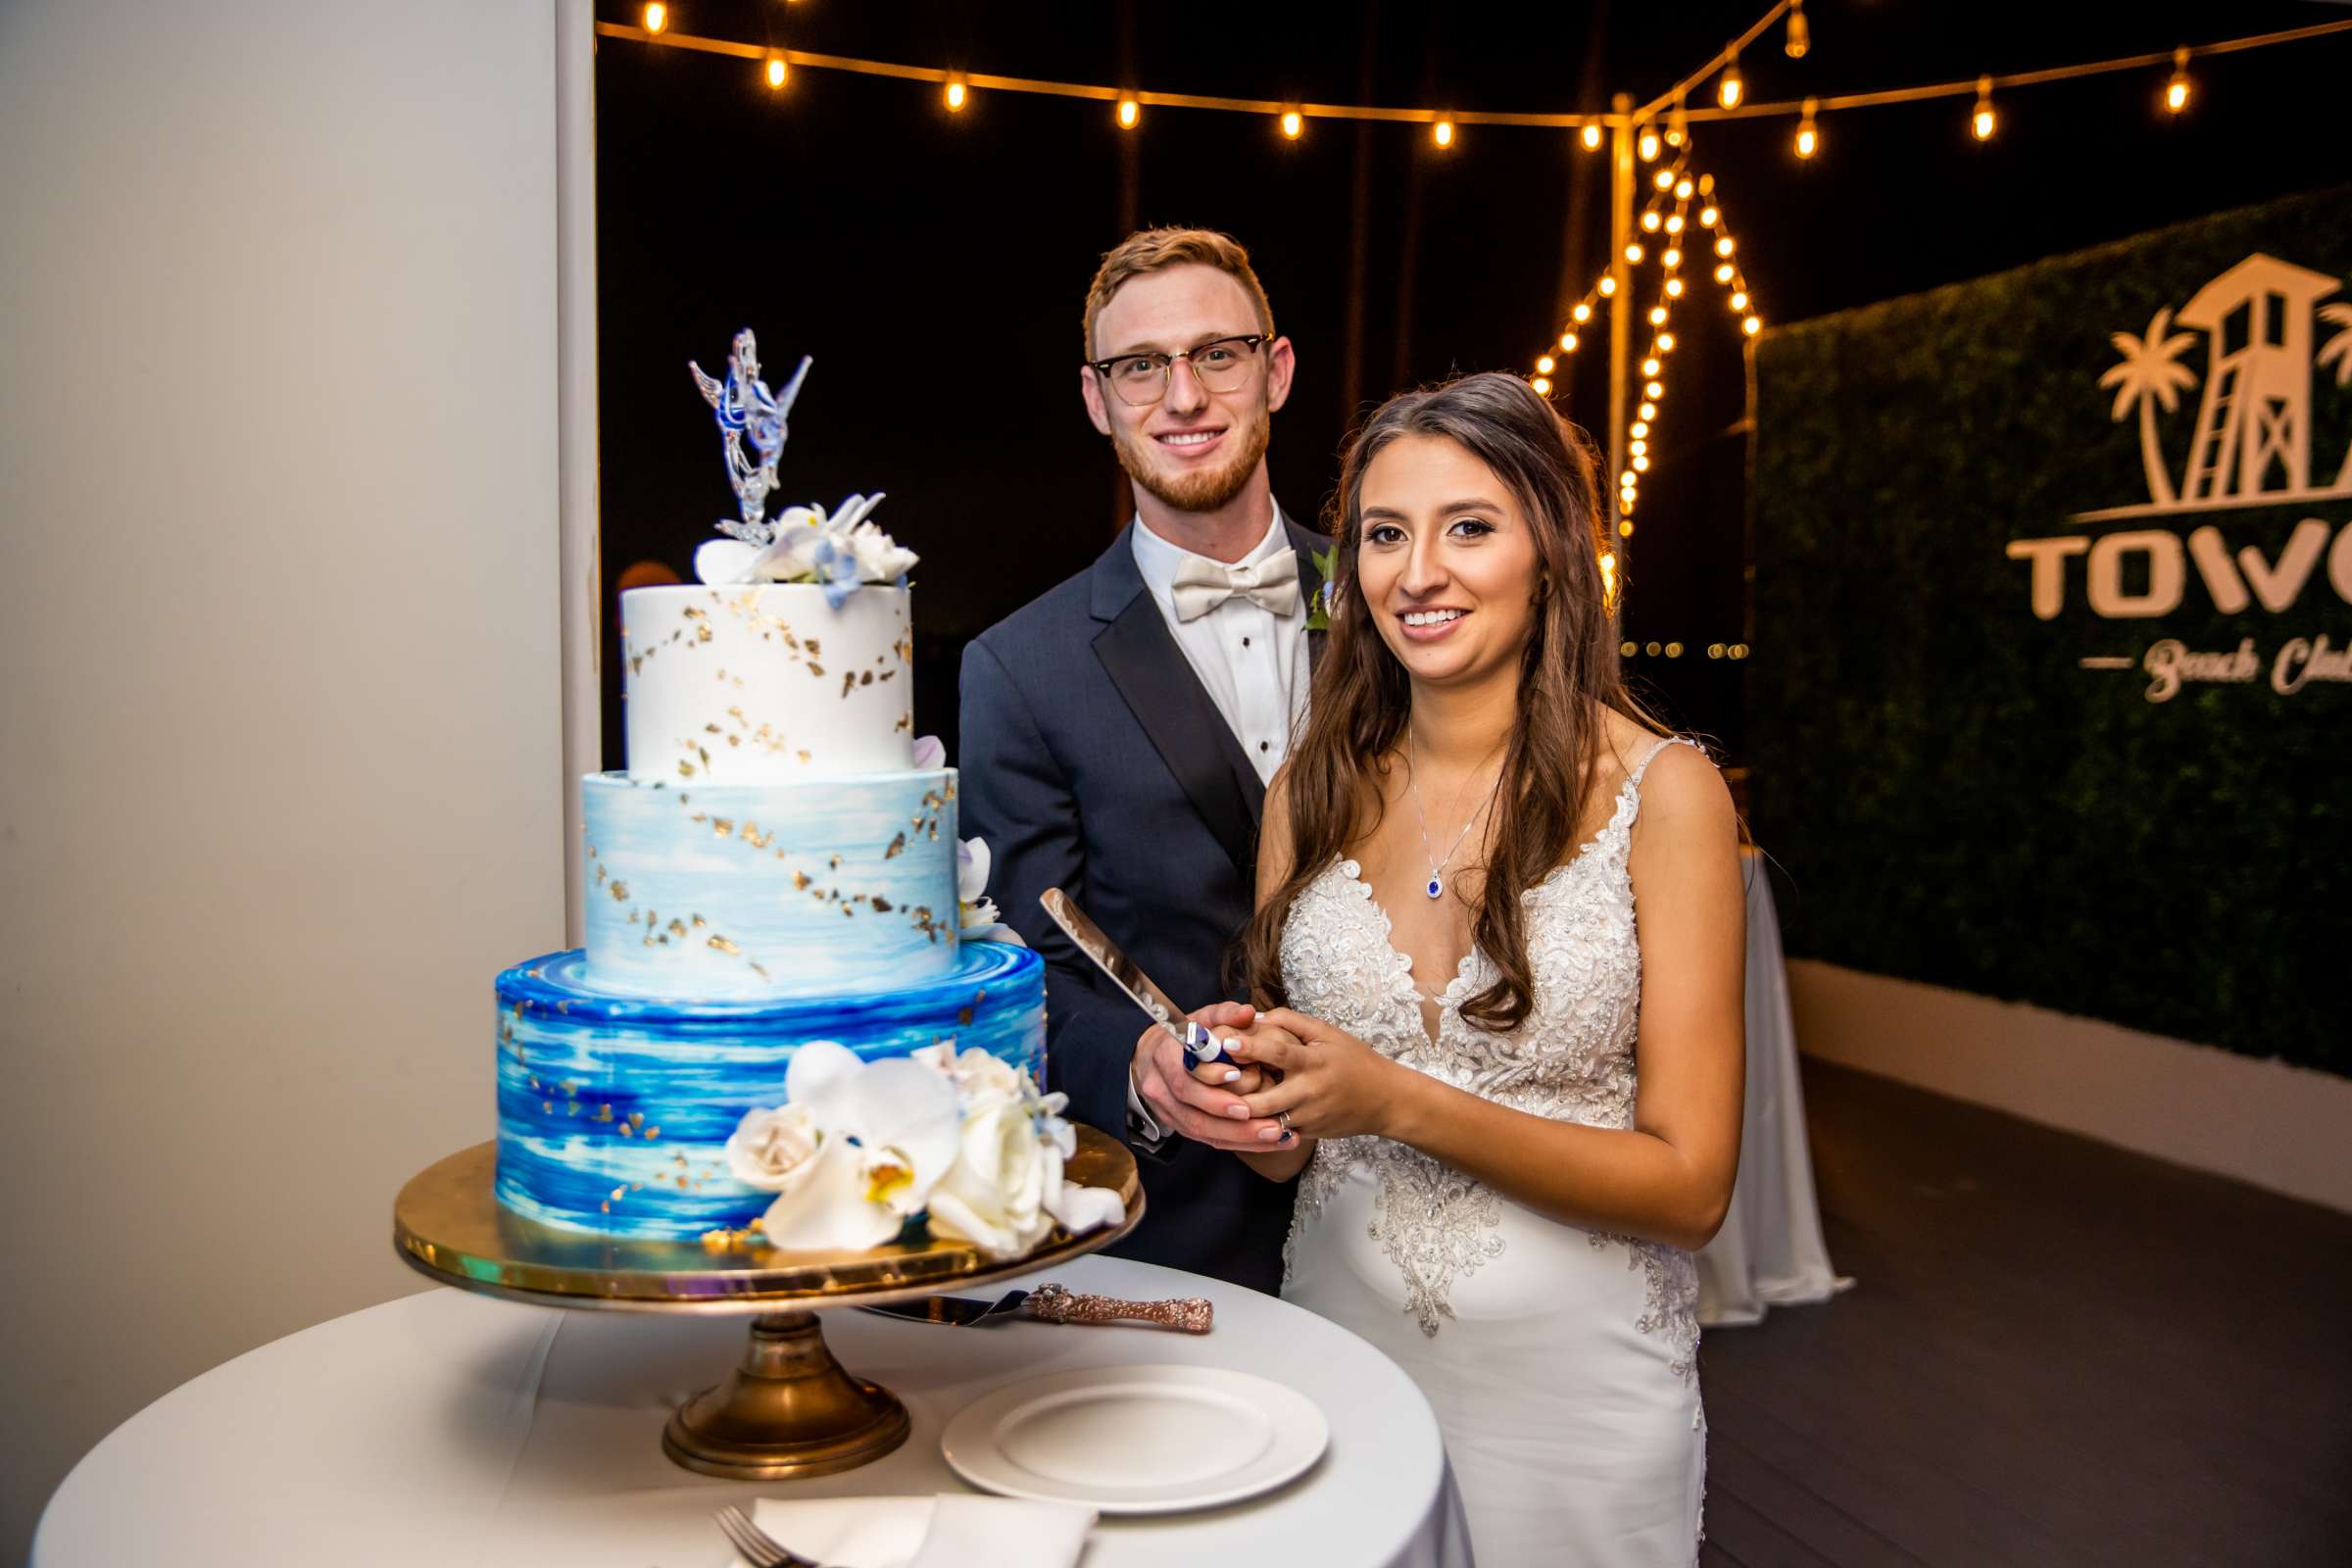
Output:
top-left (490, 331), bottom-right (1071, 1250)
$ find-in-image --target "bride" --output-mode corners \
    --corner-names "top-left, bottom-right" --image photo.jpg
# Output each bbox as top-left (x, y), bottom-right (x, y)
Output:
top-left (1207, 371), bottom-right (1744, 1564)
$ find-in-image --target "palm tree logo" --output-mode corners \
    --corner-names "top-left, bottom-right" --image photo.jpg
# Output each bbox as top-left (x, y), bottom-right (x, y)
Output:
top-left (2320, 295), bottom-right (2352, 490)
top-left (2099, 308), bottom-right (2198, 509)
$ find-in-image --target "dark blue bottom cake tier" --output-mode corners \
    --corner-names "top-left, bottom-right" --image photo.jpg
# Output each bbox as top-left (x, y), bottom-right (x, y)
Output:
top-left (493, 941), bottom-right (1045, 1239)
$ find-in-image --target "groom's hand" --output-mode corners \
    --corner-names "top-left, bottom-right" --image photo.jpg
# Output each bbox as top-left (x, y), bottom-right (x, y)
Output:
top-left (1133, 1004), bottom-right (1290, 1152)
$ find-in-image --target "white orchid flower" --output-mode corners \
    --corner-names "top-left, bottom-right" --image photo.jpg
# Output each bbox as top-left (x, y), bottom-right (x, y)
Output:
top-left (757, 1040), bottom-right (963, 1250)
top-left (956, 837), bottom-right (1026, 947)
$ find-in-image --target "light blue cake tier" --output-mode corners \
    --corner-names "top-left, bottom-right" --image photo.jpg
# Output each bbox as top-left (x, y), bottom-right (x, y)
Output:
top-left (581, 768), bottom-right (959, 1000)
top-left (494, 941), bottom-right (1046, 1239)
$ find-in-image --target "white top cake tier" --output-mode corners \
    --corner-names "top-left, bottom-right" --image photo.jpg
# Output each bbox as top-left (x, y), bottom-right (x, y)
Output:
top-left (621, 583), bottom-right (912, 782)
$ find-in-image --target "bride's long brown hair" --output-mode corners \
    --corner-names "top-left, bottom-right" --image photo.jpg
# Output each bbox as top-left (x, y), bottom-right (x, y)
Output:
top-left (1240, 371), bottom-right (1673, 1032)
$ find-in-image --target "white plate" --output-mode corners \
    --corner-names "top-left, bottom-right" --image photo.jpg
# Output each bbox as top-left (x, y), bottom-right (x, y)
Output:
top-left (940, 1363), bottom-right (1329, 1514)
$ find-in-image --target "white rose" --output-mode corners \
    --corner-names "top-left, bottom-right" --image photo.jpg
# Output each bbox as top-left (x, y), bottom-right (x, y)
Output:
top-left (723, 1103), bottom-right (824, 1193)
top-left (847, 518), bottom-right (920, 583)
top-left (926, 1098), bottom-right (1057, 1260)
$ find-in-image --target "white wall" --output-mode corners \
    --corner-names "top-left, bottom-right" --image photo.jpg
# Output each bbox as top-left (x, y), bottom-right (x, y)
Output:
top-left (0, 3), bottom-right (569, 1557)
top-left (1788, 961), bottom-right (2352, 1214)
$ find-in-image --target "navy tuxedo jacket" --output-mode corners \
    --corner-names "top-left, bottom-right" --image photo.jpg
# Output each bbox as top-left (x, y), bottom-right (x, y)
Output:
top-left (958, 518), bottom-right (1325, 1295)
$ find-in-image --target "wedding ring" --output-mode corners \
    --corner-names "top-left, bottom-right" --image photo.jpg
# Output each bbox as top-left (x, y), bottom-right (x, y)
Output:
top-left (1277, 1109), bottom-right (1294, 1131)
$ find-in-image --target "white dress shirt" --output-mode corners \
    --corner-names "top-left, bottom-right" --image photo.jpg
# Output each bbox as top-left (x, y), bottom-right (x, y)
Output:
top-left (1123, 507), bottom-right (1312, 1141)
top-left (1129, 506), bottom-right (1312, 784)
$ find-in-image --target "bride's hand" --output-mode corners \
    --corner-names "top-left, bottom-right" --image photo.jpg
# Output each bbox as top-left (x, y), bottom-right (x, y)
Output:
top-left (1225, 1008), bottom-right (1408, 1143)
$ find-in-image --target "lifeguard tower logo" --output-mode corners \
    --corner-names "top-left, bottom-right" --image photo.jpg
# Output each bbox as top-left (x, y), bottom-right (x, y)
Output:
top-left (2003, 252), bottom-right (2352, 700)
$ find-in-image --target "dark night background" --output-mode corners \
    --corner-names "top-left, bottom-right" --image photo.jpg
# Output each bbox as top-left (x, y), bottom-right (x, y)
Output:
top-left (592, 0), bottom-right (2352, 774)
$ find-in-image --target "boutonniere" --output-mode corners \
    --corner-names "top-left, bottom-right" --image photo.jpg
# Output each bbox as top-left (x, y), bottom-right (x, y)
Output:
top-left (1305, 544), bottom-right (1338, 631)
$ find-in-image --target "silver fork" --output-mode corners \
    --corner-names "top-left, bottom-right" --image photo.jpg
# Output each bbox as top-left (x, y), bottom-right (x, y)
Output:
top-left (714, 1504), bottom-right (825, 1568)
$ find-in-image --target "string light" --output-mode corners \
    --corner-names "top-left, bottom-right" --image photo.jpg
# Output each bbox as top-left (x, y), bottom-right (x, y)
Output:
top-left (1538, 354), bottom-right (1557, 374)
top-left (945, 73), bottom-right (967, 110)
top-left (1559, 330), bottom-right (1580, 351)
top-left (1665, 212), bottom-right (1686, 234)
top-left (1638, 126), bottom-right (1661, 161)
top-left (1656, 332), bottom-right (1675, 351)
top-left (1717, 48), bottom-right (1743, 111)
top-left (1645, 379), bottom-right (1664, 399)
top-left (1715, 234), bottom-right (1736, 258)
top-left (1795, 98), bottom-right (1819, 159)
top-left (1625, 241), bottom-right (1645, 264)
top-left (1972, 76), bottom-right (1997, 141)
top-left (1280, 108), bottom-right (1303, 138)
top-left (1582, 122), bottom-right (1603, 150)
top-left (1647, 305), bottom-right (1668, 325)
top-left (1699, 205), bottom-right (1720, 228)
top-left (1731, 289), bottom-right (1750, 311)
top-left (1666, 97), bottom-right (1689, 148)
top-left (2165, 47), bottom-right (2191, 113)
top-left (1642, 357), bottom-right (1661, 377)
top-left (1786, 0), bottom-right (1811, 60)
top-left (642, 3), bottom-right (666, 34)
top-left (1642, 210), bottom-right (1663, 232)
top-left (765, 55), bottom-right (788, 89)
top-left (1433, 117), bottom-right (1456, 148)
top-left (1116, 95), bottom-right (1141, 129)
top-left (1532, 375), bottom-right (1553, 395)
top-left (1662, 247), bottom-right (1682, 269)
top-left (1572, 302), bottom-right (1592, 323)
top-left (1665, 276), bottom-right (1685, 298)
top-left (1714, 262), bottom-right (1736, 283)
top-left (1743, 315), bottom-right (1762, 335)
top-left (1598, 275), bottom-right (1618, 296)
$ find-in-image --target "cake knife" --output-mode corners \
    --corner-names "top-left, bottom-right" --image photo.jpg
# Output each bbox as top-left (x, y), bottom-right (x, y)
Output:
top-left (1037, 887), bottom-right (1232, 1068)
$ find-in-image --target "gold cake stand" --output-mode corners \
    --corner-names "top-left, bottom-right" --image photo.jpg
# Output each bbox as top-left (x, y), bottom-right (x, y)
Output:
top-left (393, 1129), bottom-right (1142, 1480)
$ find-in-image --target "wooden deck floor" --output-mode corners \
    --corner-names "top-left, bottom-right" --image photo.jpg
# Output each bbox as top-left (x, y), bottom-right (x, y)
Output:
top-left (1696, 1060), bottom-right (2352, 1568)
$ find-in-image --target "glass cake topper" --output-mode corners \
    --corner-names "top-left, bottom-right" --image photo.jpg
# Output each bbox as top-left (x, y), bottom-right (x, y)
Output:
top-left (687, 328), bottom-right (919, 603)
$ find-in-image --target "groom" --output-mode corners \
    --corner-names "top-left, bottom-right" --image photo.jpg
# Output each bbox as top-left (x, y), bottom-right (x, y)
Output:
top-left (959, 227), bottom-right (1319, 1293)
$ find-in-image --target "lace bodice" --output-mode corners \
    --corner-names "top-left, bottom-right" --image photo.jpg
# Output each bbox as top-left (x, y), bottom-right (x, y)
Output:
top-left (1280, 734), bottom-right (1702, 1356)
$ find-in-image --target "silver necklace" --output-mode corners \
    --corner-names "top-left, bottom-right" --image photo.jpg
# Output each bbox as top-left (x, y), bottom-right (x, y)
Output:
top-left (1405, 724), bottom-right (1507, 901)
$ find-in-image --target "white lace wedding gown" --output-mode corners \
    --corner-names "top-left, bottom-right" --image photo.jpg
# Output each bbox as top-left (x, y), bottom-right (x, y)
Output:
top-left (1280, 735), bottom-right (1704, 1567)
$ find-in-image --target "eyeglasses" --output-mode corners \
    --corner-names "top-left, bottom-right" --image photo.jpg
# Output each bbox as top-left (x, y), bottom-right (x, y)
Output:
top-left (1087, 333), bottom-right (1274, 406)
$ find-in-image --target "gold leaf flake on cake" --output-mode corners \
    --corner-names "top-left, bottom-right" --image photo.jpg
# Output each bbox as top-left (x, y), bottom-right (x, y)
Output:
top-left (705, 722), bottom-right (721, 734)
top-left (894, 712), bottom-right (912, 733)
top-left (678, 760), bottom-right (696, 778)
top-left (793, 871), bottom-right (810, 891)
top-left (596, 1103), bottom-right (614, 1122)
top-left (806, 638), bottom-right (821, 658)
top-left (611, 882), bottom-right (629, 901)
top-left (711, 817), bottom-right (734, 838)
top-left (691, 913), bottom-right (706, 928)
top-left (870, 896), bottom-right (892, 912)
top-left (884, 832), bottom-right (906, 859)
top-left (619, 1122), bottom-right (633, 1137)
top-left (560, 1081), bottom-right (577, 1097)
top-left (709, 934), bottom-right (742, 956)
top-left (645, 1126), bottom-right (660, 1141)
top-left (667, 918), bottom-right (687, 938)
top-left (798, 749), bottom-right (812, 763)
top-left (742, 824), bottom-right (771, 850)
top-left (860, 669), bottom-right (874, 687)
top-left (842, 671), bottom-right (858, 698)
top-left (809, 663), bottom-right (825, 678)
top-left (750, 962), bottom-right (769, 980)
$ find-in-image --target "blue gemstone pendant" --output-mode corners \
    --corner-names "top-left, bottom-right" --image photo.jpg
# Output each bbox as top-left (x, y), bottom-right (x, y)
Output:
top-left (1426, 875), bottom-right (1445, 900)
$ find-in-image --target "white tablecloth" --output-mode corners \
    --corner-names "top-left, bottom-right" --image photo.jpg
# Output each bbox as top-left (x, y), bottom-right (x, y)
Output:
top-left (1694, 847), bottom-right (1844, 1326)
top-left (35, 1254), bottom-right (1471, 1568)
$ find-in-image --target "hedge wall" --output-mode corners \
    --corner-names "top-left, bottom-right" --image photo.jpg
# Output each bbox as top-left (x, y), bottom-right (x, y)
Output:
top-left (1749, 188), bottom-right (2351, 1076)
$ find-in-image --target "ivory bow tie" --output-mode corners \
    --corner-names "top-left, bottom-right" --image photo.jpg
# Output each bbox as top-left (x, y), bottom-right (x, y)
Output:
top-left (1168, 550), bottom-right (1301, 620)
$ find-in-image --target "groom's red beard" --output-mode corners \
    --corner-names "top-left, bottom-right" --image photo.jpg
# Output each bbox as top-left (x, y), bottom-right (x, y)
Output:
top-left (1110, 403), bottom-right (1273, 514)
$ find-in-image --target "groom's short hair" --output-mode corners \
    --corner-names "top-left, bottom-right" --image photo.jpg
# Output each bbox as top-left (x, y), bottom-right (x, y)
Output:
top-left (1083, 227), bottom-right (1276, 358)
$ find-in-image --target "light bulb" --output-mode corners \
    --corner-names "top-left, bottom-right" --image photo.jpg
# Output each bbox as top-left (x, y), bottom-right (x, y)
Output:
top-left (1433, 118), bottom-right (1455, 149)
top-left (1572, 302), bottom-right (1592, 323)
top-left (1631, 420), bottom-right (1650, 438)
top-left (765, 56), bottom-right (788, 89)
top-left (1644, 379), bottom-right (1664, 399)
top-left (1642, 210), bottom-right (1663, 233)
top-left (1719, 51), bottom-right (1743, 111)
top-left (1796, 100), bottom-right (1819, 159)
top-left (1116, 96), bottom-right (1141, 129)
top-left (1675, 178), bottom-right (1694, 200)
top-left (1620, 518), bottom-right (1635, 536)
top-left (1582, 122), bottom-right (1603, 151)
top-left (1972, 77), bottom-right (1995, 141)
top-left (1654, 169), bottom-right (1675, 191)
top-left (1560, 331), bottom-right (1580, 351)
top-left (1538, 355), bottom-right (1557, 374)
top-left (1716, 235), bottom-right (1736, 257)
top-left (1731, 290), bottom-right (1750, 311)
top-left (944, 75), bottom-right (967, 110)
top-left (1638, 128), bottom-right (1660, 161)
top-left (1656, 332), bottom-right (1676, 352)
top-left (1631, 438), bottom-right (1648, 457)
top-left (1599, 276), bottom-right (1618, 296)
top-left (1625, 242), bottom-right (1644, 264)
top-left (1742, 315), bottom-right (1762, 335)
top-left (1699, 205), bottom-right (1720, 227)
top-left (1531, 375), bottom-right (1553, 395)
top-left (1666, 102), bottom-right (1689, 147)
top-left (1638, 401), bottom-right (1656, 420)
top-left (1633, 454), bottom-right (1651, 472)
top-left (1715, 262), bottom-right (1736, 284)
top-left (1281, 110), bottom-right (1303, 139)
top-left (1647, 306), bottom-right (1667, 326)
top-left (643, 2), bottom-right (667, 33)
top-left (1665, 214), bottom-right (1686, 234)
top-left (2165, 49), bottom-right (2191, 114)
top-left (1665, 277), bottom-right (1685, 298)
top-left (1786, 0), bottom-right (1811, 59)
top-left (1642, 357), bottom-right (1661, 377)
top-left (1662, 247), bottom-right (1682, 270)
top-left (1621, 469), bottom-right (1638, 487)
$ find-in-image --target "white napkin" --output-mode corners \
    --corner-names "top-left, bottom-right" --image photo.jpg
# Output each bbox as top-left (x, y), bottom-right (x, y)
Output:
top-left (740, 1494), bottom-right (1096, 1568)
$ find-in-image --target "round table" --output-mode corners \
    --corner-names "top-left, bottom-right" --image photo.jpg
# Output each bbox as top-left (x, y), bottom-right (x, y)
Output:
top-left (34, 1254), bottom-right (1471, 1567)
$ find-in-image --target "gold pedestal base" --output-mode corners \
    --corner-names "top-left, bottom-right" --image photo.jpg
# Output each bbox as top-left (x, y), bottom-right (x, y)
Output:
top-left (661, 1311), bottom-right (910, 1480)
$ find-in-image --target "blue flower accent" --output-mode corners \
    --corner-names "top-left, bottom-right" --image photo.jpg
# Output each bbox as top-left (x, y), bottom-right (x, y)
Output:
top-left (811, 537), bottom-right (861, 610)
